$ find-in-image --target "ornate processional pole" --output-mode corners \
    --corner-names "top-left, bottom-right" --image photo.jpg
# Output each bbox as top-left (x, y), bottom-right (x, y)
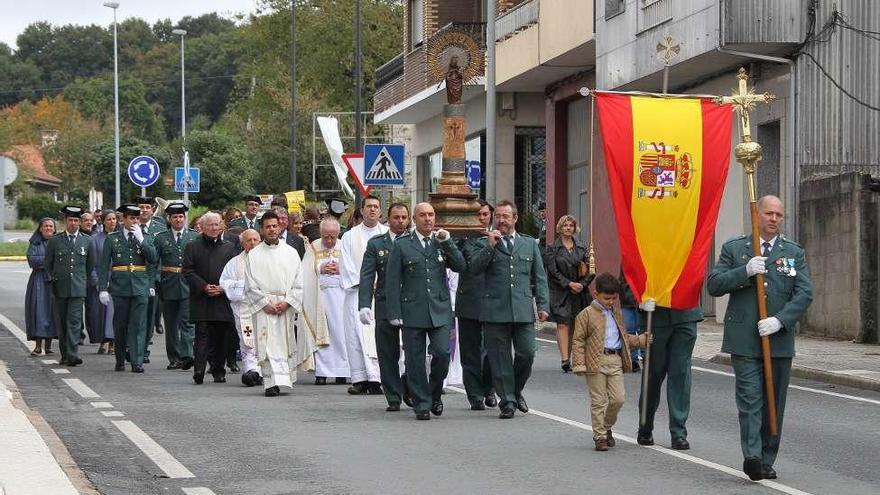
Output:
top-left (715, 67), bottom-right (779, 435)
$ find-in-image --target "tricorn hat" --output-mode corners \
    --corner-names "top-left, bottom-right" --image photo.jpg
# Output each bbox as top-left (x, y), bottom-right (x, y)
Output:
top-left (133, 196), bottom-right (154, 205)
top-left (59, 205), bottom-right (84, 218)
top-left (244, 195), bottom-right (261, 204)
top-left (116, 204), bottom-right (141, 216)
top-left (165, 202), bottom-right (189, 215)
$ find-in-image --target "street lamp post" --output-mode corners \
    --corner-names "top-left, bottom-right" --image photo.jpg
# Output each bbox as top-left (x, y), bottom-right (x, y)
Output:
top-left (171, 28), bottom-right (188, 204)
top-left (103, 1), bottom-right (121, 208)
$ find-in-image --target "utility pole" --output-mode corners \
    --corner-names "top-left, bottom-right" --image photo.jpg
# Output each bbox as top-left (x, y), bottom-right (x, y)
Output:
top-left (485, 1), bottom-right (496, 205)
top-left (104, 2), bottom-right (121, 207)
top-left (354, 0), bottom-right (363, 206)
top-left (172, 28), bottom-right (188, 204)
top-left (290, 0), bottom-right (298, 191)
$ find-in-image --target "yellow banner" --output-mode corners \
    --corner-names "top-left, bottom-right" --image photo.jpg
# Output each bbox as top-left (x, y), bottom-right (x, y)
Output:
top-left (284, 190), bottom-right (306, 213)
top-left (630, 97), bottom-right (703, 307)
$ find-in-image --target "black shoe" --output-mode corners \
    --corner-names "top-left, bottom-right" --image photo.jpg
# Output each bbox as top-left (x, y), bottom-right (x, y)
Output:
top-left (114, 364), bottom-right (125, 372)
top-left (368, 382), bottom-right (384, 395)
top-left (671, 437), bottom-right (690, 450)
top-left (166, 362), bottom-right (181, 370)
top-left (131, 365), bottom-right (144, 373)
top-left (743, 457), bottom-right (763, 481)
top-left (561, 360), bottom-right (572, 373)
top-left (637, 430), bottom-right (654, 446)
top-left (241, 371), bottom-right (261, 387)
top-left (265, 386), bottom-right (280, 397)
top-left (193, 373), bottom-right (204, 385)
top-left (402, 378), bottom-right (414, 407)
top-left (515, 395), bottom-right (529, 413)
top-left (179, 357), bottom-right (194, 371)
top-left (143, 357), bottom-right (150, 364)
top-left (431, 400), bottom-right (444, 416)
top-left (415, 410), bottom-right (430, 420)
top-left (484, 393), bottom-right (498, 408)
top-left (499, 405), bottom-right (515, 419)
top-left (213, 374), bottom-right (227, 383)
top-left (228, 364), bottom-right (240, 373)
top-left (334, 377), bottom-right (347, 385)
top-left (315, 376), bottom-right (327, 385)
top-left (58, 358), bottom-right (69, 366)
top-left (347, 382), bottom-right (369, 395)
top-left (66, 357), bottom-right (83, 367)
top-left (761, 464), bottom-right (777, 480)
top-left (386, 402), bottom-right (401, 412)
top-left (470, 399), bottom-right (486, 411)
top-left (606, 430), bottom-right (616, 448)
top-left (631, 362), bottom-right (641, 372)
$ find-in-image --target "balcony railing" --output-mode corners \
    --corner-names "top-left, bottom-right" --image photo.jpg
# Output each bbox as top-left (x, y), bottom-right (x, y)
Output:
top-left (375, 53), bottom-right (404, 92)
top-left (496, 0), bottom-right (540, 41)
top-left (637, 0), bottom-right (672, 33)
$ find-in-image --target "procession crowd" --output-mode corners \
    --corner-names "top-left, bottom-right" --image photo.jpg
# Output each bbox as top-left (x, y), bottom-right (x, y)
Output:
top-left (23, 193), bottom-right (811, 482)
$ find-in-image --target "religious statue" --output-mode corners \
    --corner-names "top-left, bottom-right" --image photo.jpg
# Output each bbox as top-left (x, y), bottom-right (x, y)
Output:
top-left (445, 56), bottom-right (464, 104)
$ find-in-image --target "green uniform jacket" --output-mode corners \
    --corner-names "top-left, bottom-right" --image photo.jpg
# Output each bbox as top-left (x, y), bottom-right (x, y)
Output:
top-left (44, 232), bottom-right (96, 298)
top-left (707, 235), bottom-right (813, 358)
top-left (155, 228), bottom-right (200, 300)
top-left (385, 233), bottom-right (467, 328)
top-left (98, 231), bottom-right (159, 297)
top-left (228, 215), bottom-right (260, 230)
top-left (142, 220), bottom-right (166, 284)
top-left (455, 237), bottom-right (487, 320)
top-left (359, 232), bottom-right (394, 319)
top-left (466, 233), bottom-right (550, 323)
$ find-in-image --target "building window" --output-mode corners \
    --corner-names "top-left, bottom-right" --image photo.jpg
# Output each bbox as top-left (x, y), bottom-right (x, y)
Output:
top-left (637, 0), bottom-right (672, 33)
top-left (425, 150), bottom-right (442, 193)
top-left (410, 0), bottom-right (425, 49)
top-left (605, 0), bottom-right (625, 20)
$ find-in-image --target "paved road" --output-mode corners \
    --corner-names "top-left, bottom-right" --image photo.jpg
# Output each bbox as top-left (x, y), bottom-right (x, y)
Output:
top-left (1, 261), bottom-right (878, 495)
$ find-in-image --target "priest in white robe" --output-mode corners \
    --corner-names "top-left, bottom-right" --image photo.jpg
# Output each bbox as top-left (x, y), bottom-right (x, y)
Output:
top-left (339, 195), bottom-right (388, 395)
top-left (301, 218), bottom-right (348, 384)
top-left (219, 229), bottom-right (264, 387)
top-left (245, 211), bottom-right (308, 397)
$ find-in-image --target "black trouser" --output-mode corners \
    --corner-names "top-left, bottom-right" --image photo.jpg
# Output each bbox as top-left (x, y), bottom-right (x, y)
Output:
top-left (376, 318), bottom-right (405, 405)
top-left (458, 317), bottom-right (494, 402)
top-left (194, 321), bottom-right (236, 378)
top-left (402, 324), bottom-right (450, 413)
top-left (227, 325), bottom-right (240, 366)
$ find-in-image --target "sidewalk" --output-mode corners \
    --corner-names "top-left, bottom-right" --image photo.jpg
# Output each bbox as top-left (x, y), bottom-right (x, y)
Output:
top-left (694, 320), bottom-right (880, 392)
top-left (0, 362), bottom-right (79, 495)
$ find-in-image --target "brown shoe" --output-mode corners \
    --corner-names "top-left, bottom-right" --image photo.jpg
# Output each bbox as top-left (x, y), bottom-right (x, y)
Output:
top-left (594, 437), bottom-right (608, 451)
top-left (606, 430), bottom-right (616, 447)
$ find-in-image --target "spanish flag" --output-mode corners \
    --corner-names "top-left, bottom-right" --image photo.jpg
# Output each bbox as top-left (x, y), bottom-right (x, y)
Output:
top-left (596, 93), bottom-right (734, 309)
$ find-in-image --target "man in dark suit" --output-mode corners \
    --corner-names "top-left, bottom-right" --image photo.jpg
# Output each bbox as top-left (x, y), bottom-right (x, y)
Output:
top-left (183, 211), bottom-right (239, 384)
top-left (385, 203), bottom-right (467, 420)
top-left (228, 195), bottom-right (262, 230)
top-left (359, 202), bottom-right (410, 411)
top-left (708, 195), bottom-right (813, 481)
top-left (467, 200), bottom-right (550, 419)
top-left (274, 207), bottom-right (306, 260)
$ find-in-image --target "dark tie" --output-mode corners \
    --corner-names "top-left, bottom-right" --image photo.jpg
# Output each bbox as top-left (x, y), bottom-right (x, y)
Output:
top-left (762, 241), bottom-right (771, 257)
top-left (423, 237), bottom-right (431, 251)
top-left (503, 235), bottom-right (512, 251)
top-left (176, 232), bottom-right (181, 246)
top-left (141, 224), bottom-right (147, 234)
top-left (128, 232), bottom-right (135, 244)
top-left (68, 234), bottom-right (75, 245)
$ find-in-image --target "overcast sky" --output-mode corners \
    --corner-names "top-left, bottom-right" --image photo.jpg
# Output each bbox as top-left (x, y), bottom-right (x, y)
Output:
top-left (0, 0), bottom-right (262, 49)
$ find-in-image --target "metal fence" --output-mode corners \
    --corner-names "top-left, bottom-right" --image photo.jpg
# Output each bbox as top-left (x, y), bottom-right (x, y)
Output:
top-left (495, 0), bottom-right (539, 41)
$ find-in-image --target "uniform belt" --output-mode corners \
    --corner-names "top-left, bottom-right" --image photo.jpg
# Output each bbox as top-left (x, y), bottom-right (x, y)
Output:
top-left (111, 264), bottom-right (146, 272)
top-left (161, 266), bottom-right (183, 273)
top-left (603, 348), bottom-right (621, 355)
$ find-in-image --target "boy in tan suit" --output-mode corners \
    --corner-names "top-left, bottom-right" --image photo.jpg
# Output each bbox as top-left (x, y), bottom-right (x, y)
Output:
top-left (572, 273), bottom-right (649, 451)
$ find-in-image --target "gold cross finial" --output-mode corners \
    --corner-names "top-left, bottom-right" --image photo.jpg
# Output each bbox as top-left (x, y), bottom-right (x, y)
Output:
top-left (656, 34), bottom-right (680, 66)
top-left (714, 67), bottom-right (776, 142)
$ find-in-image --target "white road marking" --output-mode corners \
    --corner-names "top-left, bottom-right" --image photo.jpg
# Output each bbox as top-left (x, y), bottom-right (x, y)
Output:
top-left (0, 311), bottom-right (29, 348)
top-left (42, 359), bottom-right (59, 365)
top-left (181, 487), bottom-right (217, 495)
top-left (446, 386), bottom-right (813, 495)
top-left (112, 420), bottom-right (195, 478)
top-left (90, 402), bottom-right (113, 409)
top-left (540, 334), bottom-right (880, 406)
top-left (51, 369), bottom-right (71, 374)
top-left (101, 411), bottom-right (124, 417)
top-left (61, 378), bottom-right (100, 399)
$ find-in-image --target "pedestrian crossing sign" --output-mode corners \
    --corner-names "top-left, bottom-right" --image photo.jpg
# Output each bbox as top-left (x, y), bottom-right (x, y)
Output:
top-left (364, 144), bottom-right (405, 186)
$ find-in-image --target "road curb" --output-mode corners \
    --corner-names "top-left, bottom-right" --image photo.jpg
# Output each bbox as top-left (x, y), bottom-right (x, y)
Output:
top-left (708, 353), bottom-right (880, 393)
top-left (0, 256), bottom-right (26, 262)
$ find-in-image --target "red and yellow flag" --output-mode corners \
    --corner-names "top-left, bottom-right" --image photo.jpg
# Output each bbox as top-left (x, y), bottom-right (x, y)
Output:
top-left (596, 93), bottom-right (734, 309)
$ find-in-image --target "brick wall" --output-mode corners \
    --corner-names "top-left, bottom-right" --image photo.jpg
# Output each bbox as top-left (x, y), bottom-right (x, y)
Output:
top-left (799, 172), bottom-right (879, 343)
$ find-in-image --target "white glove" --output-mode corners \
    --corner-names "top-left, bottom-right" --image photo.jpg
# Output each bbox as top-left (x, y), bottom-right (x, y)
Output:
top-left (434, 229), bottom-right (451, 242)
top-left (99, 291), bottom-right (111, 306)
top-left (389, 319), bottom-right (403, 327)
top-left (746, 256), bottom-right (767, 277)
top-left (639, 299), bottom-right (656, 312)
top-left (359, 308), bottom-right (374, 325)
top-left (131, 227), bottom-right (144, 243)
top-left (758, 317), bottom-right (783, 337)
top-left (149, 288), bottom-right (156, 297)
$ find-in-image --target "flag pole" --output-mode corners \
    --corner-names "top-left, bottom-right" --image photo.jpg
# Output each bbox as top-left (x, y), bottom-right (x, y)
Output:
top-left (715, 68), bottom-right (778, 435)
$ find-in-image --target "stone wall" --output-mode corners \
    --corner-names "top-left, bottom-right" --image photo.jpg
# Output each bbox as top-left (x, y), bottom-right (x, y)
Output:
top-left (799, 172), bottom-right (879, 343)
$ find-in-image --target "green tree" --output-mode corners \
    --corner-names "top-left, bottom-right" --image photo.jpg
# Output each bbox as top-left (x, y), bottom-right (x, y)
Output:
top-left (0, 43), bottom-right (42, 106)
top-left (91, 137), bottom-right (174, 202)
top-left (180, 129), bottom-right (254, 209)
top-left (63, 75), bottom-right (164, 142)
top-left (16, 22), bottom-right (112, 89)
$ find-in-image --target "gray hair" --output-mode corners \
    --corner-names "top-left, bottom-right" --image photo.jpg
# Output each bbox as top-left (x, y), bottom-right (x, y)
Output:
top-left (319, 217), bottom-right (340, 234)
top-left (239, 228), bottom-right (260, 243)
top-left (273, 206), bottom-right (288, 218)
top-left (199, 211), bottom-right (222, 226)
